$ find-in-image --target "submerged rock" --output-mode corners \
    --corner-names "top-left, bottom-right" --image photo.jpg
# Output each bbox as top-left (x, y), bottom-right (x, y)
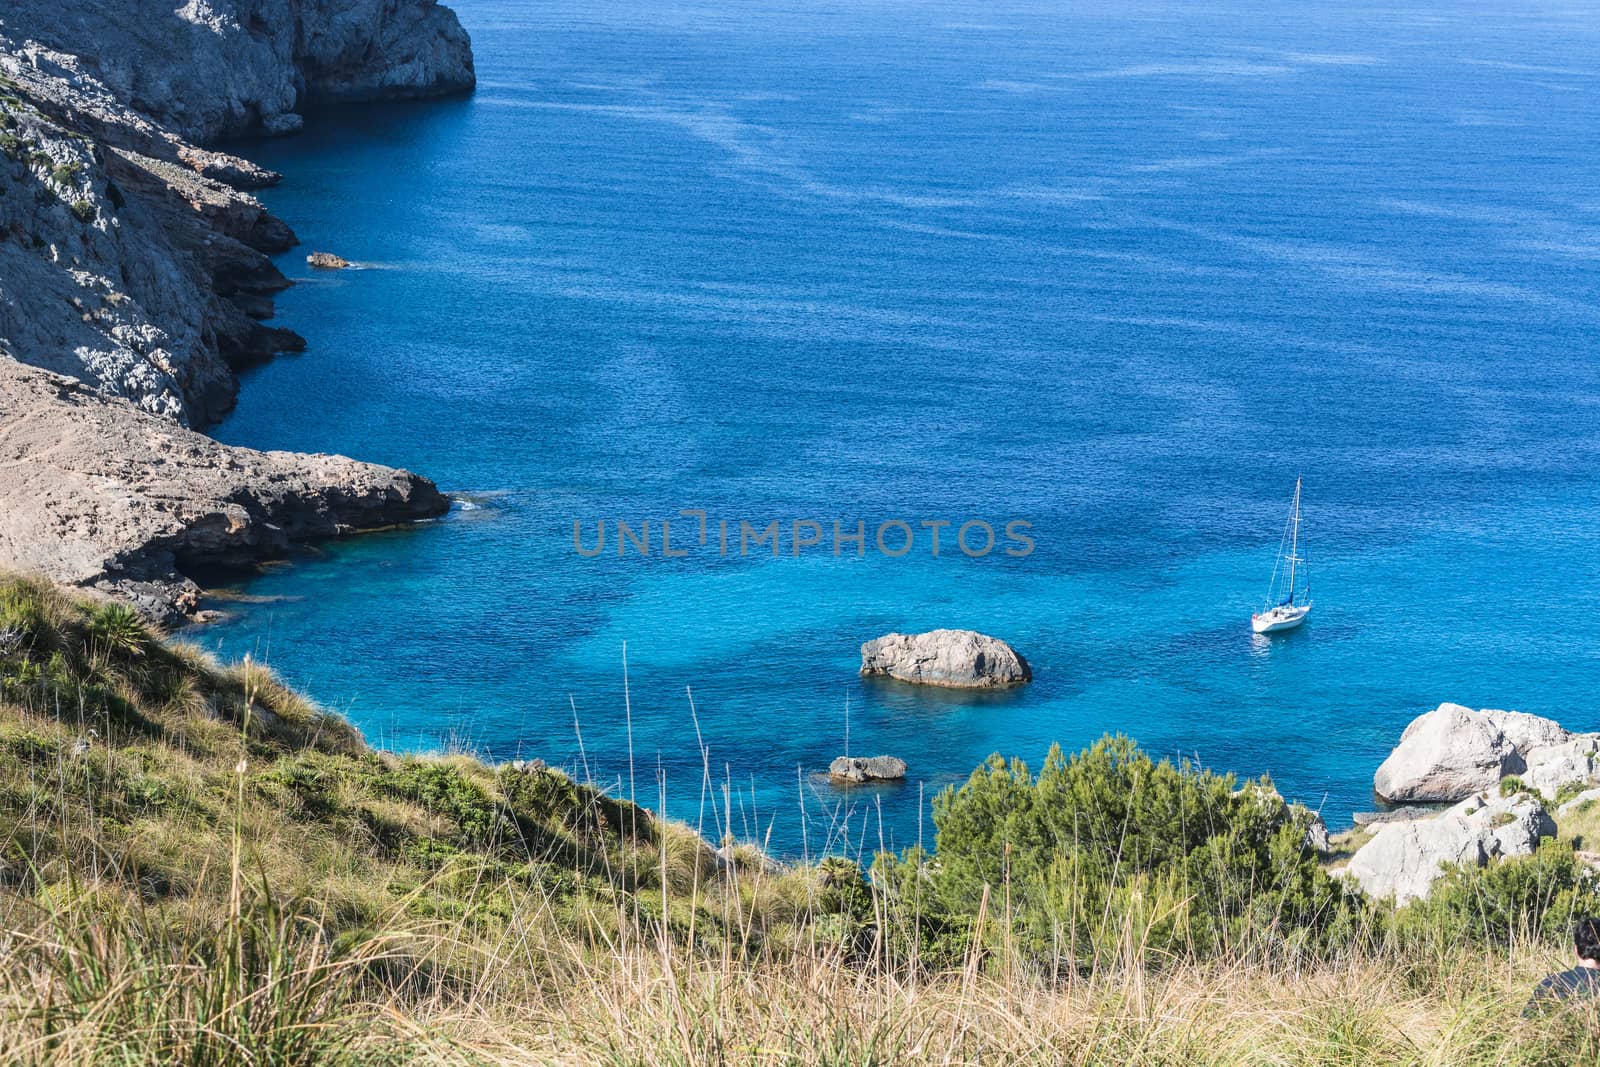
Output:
top-left (307, 252), bottom-right (350, 270)
top-left (860, 629), bottom-right (1031, 688)
top-left (828, 756), bottom-right (907, 784)
top-left (1346, 788), bottom-right (1554, 904)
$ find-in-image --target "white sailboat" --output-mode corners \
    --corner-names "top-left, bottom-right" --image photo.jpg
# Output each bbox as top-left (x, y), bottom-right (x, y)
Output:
top-left (1252, 478), bottom-right (1311, 634)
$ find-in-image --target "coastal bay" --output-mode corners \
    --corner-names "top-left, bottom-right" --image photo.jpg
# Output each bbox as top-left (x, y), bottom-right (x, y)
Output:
top-left (203, 0), bottom-right (1600, 855)
top-left (3, 0), bottom-right (1600, 1059)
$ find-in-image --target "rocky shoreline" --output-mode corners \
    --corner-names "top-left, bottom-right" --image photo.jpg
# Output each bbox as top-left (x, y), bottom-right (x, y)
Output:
top-left (0, 0), bottom-right (472, 623)
top-left (1333, 702), bottom-right (1600, 903)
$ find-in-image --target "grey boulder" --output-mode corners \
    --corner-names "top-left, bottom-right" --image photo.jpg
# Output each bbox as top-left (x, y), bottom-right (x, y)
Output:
top-left (860, 629), bottom-right (1031, 688)
top-left (1345, 789), bottom-right (1554, 904)
top-left (828, 756), bottom-right (907, 784)
top-left (1524, 736), bottom-right (1600, 801)
top-left (1373, 703), bottom-right (1574, 803)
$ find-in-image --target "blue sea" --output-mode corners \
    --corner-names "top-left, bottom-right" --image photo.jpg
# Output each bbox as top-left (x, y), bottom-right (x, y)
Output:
top-left (203, 0), bottom-right (1600, 857)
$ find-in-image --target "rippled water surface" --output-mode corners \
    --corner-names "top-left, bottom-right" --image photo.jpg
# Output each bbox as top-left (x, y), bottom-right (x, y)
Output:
top-left (204, 0), bottom-right (1600, 855)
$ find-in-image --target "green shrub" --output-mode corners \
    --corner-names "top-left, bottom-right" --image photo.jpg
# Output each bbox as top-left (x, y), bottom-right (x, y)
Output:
top-left (376, 760), bottom-right (500, 843)
top-left (1555, 779), bottom-right (1593, 806)
top-left (88, 602), bottom-right (147, 660)
top-left (49, 160), bottom-right (81, 187)
top-left (1501, 775), bottom-right (1530, 797)
top-left (877, 736), bottom-right (1363, 967)
top-left (70, 199), bottom-right (96, 223)
top-left (1394, 838), bottom-right (1600, 952)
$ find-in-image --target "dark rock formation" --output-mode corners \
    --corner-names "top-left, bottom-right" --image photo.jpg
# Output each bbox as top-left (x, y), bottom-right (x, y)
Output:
top-left (0, 1), bottom-right (473, 622)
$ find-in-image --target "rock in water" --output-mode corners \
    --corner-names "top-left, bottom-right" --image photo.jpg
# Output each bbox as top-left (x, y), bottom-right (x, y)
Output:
top-left (307, 252), bottom-right (350, 270)
top-left (828, 756), bottom-right (908, 783)
top-left (1345, 788), bottom-right (1554, 903)
top-left (860, 629), bottom-right (1031, 688)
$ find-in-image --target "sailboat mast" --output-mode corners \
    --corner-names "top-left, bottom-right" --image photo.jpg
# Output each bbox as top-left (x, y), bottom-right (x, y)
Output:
top-left (1286, 477), bottom-right (1301, 599)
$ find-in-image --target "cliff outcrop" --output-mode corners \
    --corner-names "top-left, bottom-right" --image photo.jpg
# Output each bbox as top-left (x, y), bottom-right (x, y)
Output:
top-left (0, 1), bottom-right (471, 621)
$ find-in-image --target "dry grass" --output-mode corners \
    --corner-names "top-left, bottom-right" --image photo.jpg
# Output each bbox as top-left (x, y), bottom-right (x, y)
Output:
top-left (1, 571), bottom-right (1598, 1064)
top-left (6, 863), bottom-right (1589, 1067)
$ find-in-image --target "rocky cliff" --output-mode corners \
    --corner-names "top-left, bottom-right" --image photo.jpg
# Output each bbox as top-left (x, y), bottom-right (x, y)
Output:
top-left (2, 0), bottom-right (474, 143)
top-left (0, 362), bottom-right (447, 624)
top-left (0, 1), bottom-right (470, 621)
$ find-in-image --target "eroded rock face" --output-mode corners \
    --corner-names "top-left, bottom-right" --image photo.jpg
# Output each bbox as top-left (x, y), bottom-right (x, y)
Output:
top-left (0, 2), bottom-right (469, 622)
top-left (0, 362), bottom-right (447, 624)
top-left (828, 756), bottom-right (908, 783)
top-left (1346, 789), bottom-right (1554, 904)
top-left (2, 0), bottom-right (474, 143)
top-left (0, 0), bottom-right (473, 424)
top-left (0, 82), bottom-right (290, 426)
top-left (860, 629), bottom-right (1031, 688)
top-left (1525, 736), bottom-right (1600, 801)
top-left (1369, 703), bottom-right (1568, 806)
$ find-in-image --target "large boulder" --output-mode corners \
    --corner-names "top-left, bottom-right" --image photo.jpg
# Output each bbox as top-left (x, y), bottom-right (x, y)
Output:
top-left (1482, 709), bottom-right (1571, 752)
top-left (1371, 703), bottom-right (1584, 803)
top-left (1346, 789), bottom-right (1554, 904)
top-left (860, 629), bottom-right (1031, 688)
top-left (1373, 703), bottom-right (1521, 802)
top-left (828, 756), bottom-right (907, 784)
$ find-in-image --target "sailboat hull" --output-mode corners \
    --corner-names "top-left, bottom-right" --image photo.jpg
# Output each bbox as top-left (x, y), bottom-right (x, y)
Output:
top-left (1252, 604), bottom-right (1311, 634)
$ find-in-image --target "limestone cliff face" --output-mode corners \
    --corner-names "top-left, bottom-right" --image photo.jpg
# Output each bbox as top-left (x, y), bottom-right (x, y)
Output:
top-left (0, 1), bottom-right (469, 621)
top-left (0, 73), bottom-right (294, 426)
top-left (2, 0), bottom-right (474, 142)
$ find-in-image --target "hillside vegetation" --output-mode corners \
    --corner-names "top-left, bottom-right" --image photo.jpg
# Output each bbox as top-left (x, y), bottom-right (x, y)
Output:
top-left (0, 573), bottom-right (1597, 1064)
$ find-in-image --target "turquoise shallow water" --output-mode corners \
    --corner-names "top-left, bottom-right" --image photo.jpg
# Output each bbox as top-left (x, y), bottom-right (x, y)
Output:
top-left (202, 0), bottom-right (1600, 856)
